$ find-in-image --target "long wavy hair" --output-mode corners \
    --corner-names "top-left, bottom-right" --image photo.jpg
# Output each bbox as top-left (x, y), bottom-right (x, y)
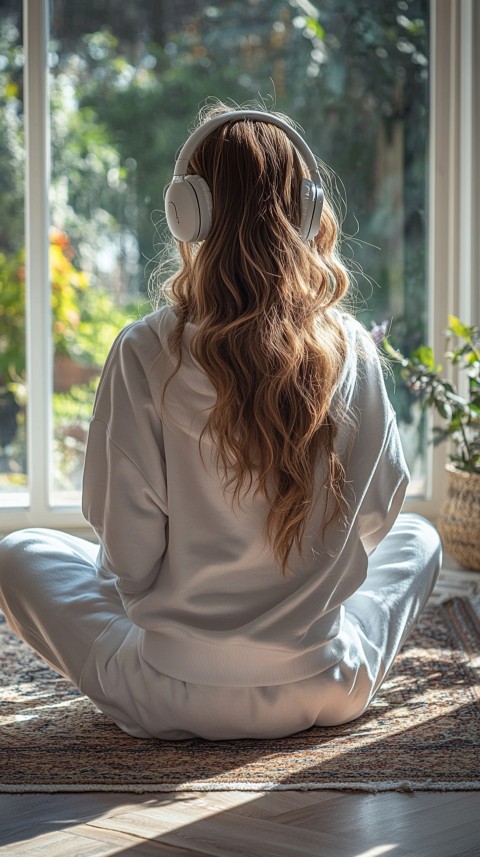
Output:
top-left (160, 104), bottom-right (350, 574)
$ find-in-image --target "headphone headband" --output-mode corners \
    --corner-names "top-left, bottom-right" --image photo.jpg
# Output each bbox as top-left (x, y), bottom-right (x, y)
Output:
top-left (173, 110), bottom-right (322, 184)
top-left (165, 109), bottom-right (324, 242)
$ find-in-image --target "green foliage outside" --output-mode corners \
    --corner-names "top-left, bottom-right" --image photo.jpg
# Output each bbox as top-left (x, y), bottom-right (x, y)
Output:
top-left (0, 233), bottom-right (137, 490)
top-left (0, 0), bottom-right (430, 490)
top-left (46, 0), bottom-right (429, 327)
top-left (0, 232), bottom-right (137, 382)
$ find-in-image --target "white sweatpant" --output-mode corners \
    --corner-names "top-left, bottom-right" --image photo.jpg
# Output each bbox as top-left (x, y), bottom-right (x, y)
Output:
top-left (0, 514), bottom-right (441, 740)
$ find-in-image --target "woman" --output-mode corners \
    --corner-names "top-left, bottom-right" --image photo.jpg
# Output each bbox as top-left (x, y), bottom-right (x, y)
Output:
top-left (0, 105), bottom-right (441, 740)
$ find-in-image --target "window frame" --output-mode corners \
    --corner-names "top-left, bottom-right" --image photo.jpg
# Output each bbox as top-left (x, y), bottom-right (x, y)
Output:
top-left (0, 0), bottom-right (478, 534)
top-left (404, 0), bottom-right (480, 519)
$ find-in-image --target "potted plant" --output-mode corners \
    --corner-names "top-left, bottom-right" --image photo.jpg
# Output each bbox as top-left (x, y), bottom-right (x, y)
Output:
top-left (383, 316), bottom-right (480, 570)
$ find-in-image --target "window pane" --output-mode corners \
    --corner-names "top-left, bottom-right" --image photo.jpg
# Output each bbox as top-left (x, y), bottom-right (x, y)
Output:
top-left (0, 1), bottom-right (27, 504)
top-left (50, 0), bottom-right (429, 502)
top-left (49, 7), bottom-right (146, 503)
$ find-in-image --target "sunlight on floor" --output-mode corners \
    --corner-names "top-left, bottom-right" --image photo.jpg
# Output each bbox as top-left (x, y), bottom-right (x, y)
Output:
top-left (355, 845), bottom-right (397, 857)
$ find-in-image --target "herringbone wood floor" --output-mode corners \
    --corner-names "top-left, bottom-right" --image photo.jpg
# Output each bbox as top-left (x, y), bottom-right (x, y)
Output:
top-left (0, 790), bottom-right (479, 856)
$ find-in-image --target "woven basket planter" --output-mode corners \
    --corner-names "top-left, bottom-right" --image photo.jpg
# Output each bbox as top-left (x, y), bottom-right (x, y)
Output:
top-left (438, 464), bottom-right (480, 571)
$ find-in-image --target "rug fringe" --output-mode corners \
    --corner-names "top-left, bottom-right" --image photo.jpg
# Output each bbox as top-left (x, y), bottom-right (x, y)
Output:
top-left (0, 780), bottom-right (478, 794)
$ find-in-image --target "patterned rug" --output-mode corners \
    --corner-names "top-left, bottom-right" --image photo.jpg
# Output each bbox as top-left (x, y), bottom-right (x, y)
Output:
top-left (0, 598), bottom-right (479, 793)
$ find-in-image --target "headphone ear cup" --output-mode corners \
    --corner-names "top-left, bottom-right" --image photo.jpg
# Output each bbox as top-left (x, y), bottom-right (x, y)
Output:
top-left (299, 179), bottom-right (324, 240)
top-left (165, 175), bottom-right (213, 242)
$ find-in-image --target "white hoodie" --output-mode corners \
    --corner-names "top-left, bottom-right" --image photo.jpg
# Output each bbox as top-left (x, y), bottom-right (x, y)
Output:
top-left (82, 305), bottom-right (409, 687)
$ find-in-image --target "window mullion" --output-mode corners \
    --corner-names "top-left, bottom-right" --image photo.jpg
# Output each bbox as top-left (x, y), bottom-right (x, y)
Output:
top-left (459, 0), bottom-right (480, 326)
top-left (24, 0), bottom-right (52, 520)
top-left (405, 0), bottom-right (466, 520)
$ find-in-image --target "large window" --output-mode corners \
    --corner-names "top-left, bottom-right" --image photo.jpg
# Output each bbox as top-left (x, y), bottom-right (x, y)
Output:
top-left (0, 0), bottom-right (478, 530)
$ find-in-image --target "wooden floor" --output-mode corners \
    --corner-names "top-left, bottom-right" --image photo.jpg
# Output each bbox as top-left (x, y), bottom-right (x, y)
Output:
top-left (0, 790), bottom-right (479, 856)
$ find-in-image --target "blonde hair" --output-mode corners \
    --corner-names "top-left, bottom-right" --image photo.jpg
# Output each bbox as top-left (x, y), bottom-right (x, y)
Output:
top-left (160, 104), bottom-right (350, 574)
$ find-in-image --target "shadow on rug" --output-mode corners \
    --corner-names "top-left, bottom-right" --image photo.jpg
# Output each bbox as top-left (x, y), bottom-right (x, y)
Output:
top-left (0, 598), bottom-right (479, 793)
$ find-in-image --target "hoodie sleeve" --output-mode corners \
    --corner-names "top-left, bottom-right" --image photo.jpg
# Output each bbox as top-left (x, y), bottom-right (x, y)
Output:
top-left (353, 416), bottom-right (409, 555)
top-left (342, 324), bottom-right (410, 556)
top-left (82, 321), bottom-right (168, 612)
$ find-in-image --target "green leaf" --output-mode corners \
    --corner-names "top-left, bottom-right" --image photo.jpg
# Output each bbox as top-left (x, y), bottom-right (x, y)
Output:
top-left (447, 315), bottom-right (473, 340)
top-left (445, 390), bottom-right (467, 407)
top-left (411, 345), bottom-right (435, 370)
top-left (432, 427), bottom-right (449, 446)
top-left (449, 411), bottom-right (464, 429)
top-left (305, 17), bottom-right (326, 39)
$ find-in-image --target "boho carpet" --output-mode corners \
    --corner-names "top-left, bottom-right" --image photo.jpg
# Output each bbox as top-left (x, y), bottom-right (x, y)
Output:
top-left (0, 598), bottom-right (479, 793)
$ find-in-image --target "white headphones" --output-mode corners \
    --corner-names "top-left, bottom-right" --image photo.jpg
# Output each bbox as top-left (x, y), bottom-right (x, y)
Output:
top-left (165, 110), bottom-right (324, 243)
